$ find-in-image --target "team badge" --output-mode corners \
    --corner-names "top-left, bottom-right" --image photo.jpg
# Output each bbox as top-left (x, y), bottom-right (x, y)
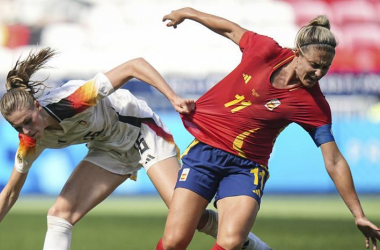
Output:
top-left (179, 168), bottom-right (190, 181)
top-left (78, 120), bottom-right (90, 127)
top-left (265, 99), bottom-right (281, 111)
top-left (17, 154), bottom-right (23, 164)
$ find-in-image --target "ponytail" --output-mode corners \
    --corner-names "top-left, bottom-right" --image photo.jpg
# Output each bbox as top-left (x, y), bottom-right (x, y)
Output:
top-left (6, 47), bottom-right (56, 95)
top-left (1, 47), bottom-right (56, 118)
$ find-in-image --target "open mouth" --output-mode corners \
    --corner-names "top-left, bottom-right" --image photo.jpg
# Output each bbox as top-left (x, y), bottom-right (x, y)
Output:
top-left (306, 76), bottom-right (317, 83)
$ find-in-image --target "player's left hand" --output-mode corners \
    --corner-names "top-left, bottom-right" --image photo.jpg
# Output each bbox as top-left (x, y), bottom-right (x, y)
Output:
top-left (355, 217), bottom-right (380, 250)
top-left (171, 96), bottom-right (195, 114)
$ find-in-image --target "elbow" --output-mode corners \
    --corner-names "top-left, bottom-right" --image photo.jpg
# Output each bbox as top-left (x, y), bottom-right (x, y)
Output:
top-left (130, 57), bottom-right (147, 66)
top-left (125, 57), bottom-right (147, 75)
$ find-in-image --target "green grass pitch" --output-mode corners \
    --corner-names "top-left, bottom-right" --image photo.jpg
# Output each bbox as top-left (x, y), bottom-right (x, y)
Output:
top-left (0, 195), bottom-right (379, 250)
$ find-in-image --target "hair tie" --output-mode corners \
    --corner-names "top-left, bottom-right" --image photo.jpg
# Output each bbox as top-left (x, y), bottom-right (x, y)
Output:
top-left (301, 42), bottom-right (335, 47)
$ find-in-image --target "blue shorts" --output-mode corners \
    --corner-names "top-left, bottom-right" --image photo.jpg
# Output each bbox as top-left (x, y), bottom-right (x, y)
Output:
top-left (176, 140), bottom-right (269, 206)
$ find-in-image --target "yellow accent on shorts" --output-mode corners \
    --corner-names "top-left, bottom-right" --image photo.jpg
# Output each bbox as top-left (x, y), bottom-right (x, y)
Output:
top-left (181, 139), bottom-right (200, 159)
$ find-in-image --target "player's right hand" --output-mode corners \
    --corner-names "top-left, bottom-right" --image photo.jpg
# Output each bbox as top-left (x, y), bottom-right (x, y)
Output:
top-left (171, 96), bottom-right (195, 115)
top-left (355, 217), bottom-right (380, 250)
top-left (162, 8), bottom-right (187, 29)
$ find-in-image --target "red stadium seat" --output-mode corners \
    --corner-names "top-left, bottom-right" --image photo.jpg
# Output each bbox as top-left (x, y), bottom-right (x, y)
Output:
top-left (337, 23), bottom-right (380, 72)
top-left (330, 1), bottom-right (377, 26)
top-left (3, 24), bottom-right (30, 48)
top-left (285, 0), bottom-right (335, 27)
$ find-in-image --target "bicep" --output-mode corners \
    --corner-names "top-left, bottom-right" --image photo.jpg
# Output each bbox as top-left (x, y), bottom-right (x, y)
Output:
top-left (225, 24), bottom-right (247, 45)
top-left (104, 61), bottom-right (135, 90)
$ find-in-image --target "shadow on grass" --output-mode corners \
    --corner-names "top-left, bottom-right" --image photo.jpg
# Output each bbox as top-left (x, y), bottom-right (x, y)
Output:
top-left (0, 213), bottom-right (367, 250)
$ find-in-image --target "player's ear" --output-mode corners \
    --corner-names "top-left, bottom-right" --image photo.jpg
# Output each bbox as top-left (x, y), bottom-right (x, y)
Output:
top-left (294, 49), bottom-right (301, 58)
top-left (34, 100), bottom-right (42, 110)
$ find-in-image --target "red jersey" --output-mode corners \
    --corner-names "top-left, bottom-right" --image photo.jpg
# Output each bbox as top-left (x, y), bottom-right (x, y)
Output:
top-left (181, 31), bottom-right (332, 166)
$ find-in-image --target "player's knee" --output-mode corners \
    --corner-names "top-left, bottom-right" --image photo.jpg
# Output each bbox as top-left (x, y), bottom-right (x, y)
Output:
top-left (47, 203), bottom-right (76, 225)
top-left (162, 234), bottom-right (191, 250)
top-left (217, 234), bottom-right (246, 250)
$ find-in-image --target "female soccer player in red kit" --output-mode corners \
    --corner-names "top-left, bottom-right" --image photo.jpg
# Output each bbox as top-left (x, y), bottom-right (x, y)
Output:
top-left (156, 7), bottom-right (380, 250)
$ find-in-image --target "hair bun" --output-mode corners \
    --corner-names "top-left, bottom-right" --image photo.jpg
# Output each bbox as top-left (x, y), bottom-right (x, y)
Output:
top-left (308, 15), bottom-right (331, 30)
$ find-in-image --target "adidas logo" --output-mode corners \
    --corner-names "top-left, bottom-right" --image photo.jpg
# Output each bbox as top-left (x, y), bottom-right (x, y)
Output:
top-left (253, 189), bottom-right (262, 198)
top-left (243, 74), bottom-right (252, 84)
top-left (145, 154), bottom-right (155, 164)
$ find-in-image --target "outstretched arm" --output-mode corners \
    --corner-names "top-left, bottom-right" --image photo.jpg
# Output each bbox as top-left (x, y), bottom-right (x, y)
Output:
top-left (321, 141), bottom-right (380, 250)
top-left (163, 7), bottom-right (247, 45)
top-left (0, 168), bottom-right (28, 222)
top-left (105, 58), bottom-right (194, 114)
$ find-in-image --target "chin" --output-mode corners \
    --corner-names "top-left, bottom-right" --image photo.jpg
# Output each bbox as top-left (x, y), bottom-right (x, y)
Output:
top-left (302, 80), bottom-right (316, 88)
top-left (33, 132), bottom-right (43, 140)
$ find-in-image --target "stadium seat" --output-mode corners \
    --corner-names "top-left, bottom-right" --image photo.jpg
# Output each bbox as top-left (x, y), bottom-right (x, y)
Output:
top-left (338, 23), bottom-right (380, 72)
top-left (40, 23), bottom-right (87, 49)
top-left (285, 0), bottom-right (335, 27)
top-left (330, 0), bottom-right (377, 26)
top-left (3, 24), bottom-right (31, 48)
top-left (240, 1), bottom-right (295, 27)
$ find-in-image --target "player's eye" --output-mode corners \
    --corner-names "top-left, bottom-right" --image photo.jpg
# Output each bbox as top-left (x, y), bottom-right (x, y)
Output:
top-left (14, 126), bottom-right (23, 133)
top-left (24, 118), bottom-right (32, 125)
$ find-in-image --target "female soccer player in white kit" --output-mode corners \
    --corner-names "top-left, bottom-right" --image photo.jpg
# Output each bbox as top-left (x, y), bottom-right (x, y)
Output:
top-left (0, 48), bottom-right (269, 250)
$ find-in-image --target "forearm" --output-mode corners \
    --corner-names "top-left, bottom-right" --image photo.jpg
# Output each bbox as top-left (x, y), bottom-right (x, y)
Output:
top-left (176, 7), bottom-right (244, 41)
top-left (105, 58), bottom-right (178, 103)
top-left (0, 169), bottom-right (27, 222)
top-left (0, 186), bottom-right (21, 222)
top-left (327, 158), bottom-right (365, 219)
top-left (129, 58), bottom-right (178, 103)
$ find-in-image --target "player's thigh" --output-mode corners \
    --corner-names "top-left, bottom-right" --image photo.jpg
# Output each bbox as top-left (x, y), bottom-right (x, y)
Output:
top-left (146, 156), bottom-right (180, 208)
top-left (163, 188), bottom-right (209, 245)
top-left (216, 196), bottom-right (260, 247)
top-left (51, 160), bottom-right (130, 224)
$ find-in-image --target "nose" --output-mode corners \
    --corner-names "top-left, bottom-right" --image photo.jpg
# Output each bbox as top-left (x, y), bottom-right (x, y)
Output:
top-left (315, 69), bottom-right (323, 78)
top-left (22, 127), bottom-right (31, 135)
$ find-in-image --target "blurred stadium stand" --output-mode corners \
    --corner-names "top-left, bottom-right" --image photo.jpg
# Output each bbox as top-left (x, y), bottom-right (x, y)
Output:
top-left (0, 0), bottom-right (379, 195)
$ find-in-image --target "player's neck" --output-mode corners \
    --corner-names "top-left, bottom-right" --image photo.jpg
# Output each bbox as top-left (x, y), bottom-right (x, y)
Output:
top-left (271, 60), bottom-right (301, 89)
top-left (41, 108), bottom-right (63, 131)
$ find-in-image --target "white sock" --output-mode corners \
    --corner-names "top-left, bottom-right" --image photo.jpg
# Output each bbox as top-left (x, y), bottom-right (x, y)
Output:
top-left (43, 215), bottom-right (73, 250)
top-left (198, 210), bottom-right (272, 250)
top-left (197, 209), bottom-right (218, 238)
top-left (242, 232), bottom-right (273, 250)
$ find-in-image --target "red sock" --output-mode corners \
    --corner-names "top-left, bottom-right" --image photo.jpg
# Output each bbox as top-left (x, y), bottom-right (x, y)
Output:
top-left (156, 238), bottom-right (164, 250)
top-left (211, 242), bottom-right (226, 250)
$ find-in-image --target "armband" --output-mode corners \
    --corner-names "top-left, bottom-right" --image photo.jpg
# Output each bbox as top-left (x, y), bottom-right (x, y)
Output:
top-left (308, 124), bottom-right (335, 147)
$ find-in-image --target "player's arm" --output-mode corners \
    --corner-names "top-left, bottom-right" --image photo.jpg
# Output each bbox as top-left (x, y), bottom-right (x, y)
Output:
top-left (105, 58), bottom-right (194, 114)
top-left (0, 168), bottom-right (28, 222)
top-left (321, 141), bottom-right (380, 249)
top-left (163, 7), bottom-right (247, 45)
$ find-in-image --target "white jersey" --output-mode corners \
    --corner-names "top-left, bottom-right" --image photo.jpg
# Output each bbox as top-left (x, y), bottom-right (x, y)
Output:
top-left (15, 73), bottom-right (175, 173)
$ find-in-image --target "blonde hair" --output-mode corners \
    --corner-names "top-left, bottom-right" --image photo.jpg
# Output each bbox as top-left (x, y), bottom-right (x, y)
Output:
top-left (296, 15), bottom-right (337, 54)
top-left (0, 47), bottom-right (56, 118)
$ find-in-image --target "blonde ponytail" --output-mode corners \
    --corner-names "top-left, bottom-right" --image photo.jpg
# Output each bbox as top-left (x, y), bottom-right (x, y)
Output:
top-left (6, 47), bottom-right (56, 95)
top-left (1, 47), bottom-right (56, 118)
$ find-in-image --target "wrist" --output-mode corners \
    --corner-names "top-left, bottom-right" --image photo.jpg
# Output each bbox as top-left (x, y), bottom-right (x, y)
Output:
top-left (167, 93), bottom-right (178, 104)
top-left (354, 213), bottom-right (366, 220)
top-left (182, 7), bottom-right (196, 19)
